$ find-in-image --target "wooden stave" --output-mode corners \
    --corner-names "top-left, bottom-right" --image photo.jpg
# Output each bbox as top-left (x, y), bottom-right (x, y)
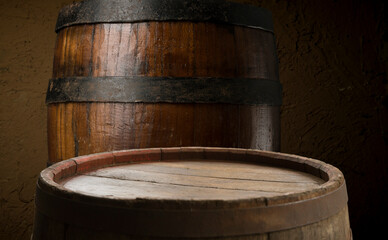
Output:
top-left (32, 206), bottom-right (351, 240)
top-left (47, 21), bottom-right (281, 164)
top-left (33, 147), bottom-right (351, 239)
top-left (47, 103), bottom-right (280, 163)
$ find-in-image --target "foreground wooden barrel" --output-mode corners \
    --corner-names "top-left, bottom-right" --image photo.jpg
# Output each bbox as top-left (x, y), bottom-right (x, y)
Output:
top-left (33, 147), bottom-right (351, 239)
top-left (46, 0), bottom-right (282, 164)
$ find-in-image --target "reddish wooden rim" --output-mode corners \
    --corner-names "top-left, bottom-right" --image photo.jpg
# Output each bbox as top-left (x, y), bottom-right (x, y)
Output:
top-left (41, 147), bottom-right (345, 205)
top-left (35, 147), bottom-right (348, 237)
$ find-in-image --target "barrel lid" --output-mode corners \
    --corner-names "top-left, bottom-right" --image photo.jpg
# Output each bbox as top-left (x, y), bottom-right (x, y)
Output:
top-left (55, 0), bottom-right (274, 32)
top-left (36, 147), bottom-right (348, 237)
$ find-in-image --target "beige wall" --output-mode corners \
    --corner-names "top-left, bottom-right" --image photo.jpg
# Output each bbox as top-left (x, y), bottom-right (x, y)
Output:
top-left (0, 0), bottom-right (386, 239)
top-left (0, 0), bottom-right (74, 239)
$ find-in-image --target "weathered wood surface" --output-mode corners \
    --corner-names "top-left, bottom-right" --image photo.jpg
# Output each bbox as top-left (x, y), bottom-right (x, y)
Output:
top-left (48, 103), bottom-right (280, 163)
top-left (33, 148), bottom-right (351, 240)
top-left (47, 21), bottom-right (280, 164)
top-left (52, 23), bottom-right (278, 79)
top-left (32, 206), bottom-right (351, 240)
top-left (62, 161), bottom-right (325, 200)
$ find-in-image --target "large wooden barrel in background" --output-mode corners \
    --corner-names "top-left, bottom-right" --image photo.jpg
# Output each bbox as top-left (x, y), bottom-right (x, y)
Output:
top-left (46, 0), bottom-right (282, 164)
top-left (33, 147), bottom-right (351, 239)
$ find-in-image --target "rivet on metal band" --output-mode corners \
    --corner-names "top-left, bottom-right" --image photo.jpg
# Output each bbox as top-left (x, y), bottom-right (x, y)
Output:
top-left (55, 0), bottom-right (274, 32)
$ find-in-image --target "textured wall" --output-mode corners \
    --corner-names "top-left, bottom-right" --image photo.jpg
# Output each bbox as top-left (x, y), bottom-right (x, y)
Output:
top-left (243, 0), bottom-right (387, 239)
top-left (0, 0), bottom-right (386, 239)
top-left (0, 0), bottom-right (74, 239)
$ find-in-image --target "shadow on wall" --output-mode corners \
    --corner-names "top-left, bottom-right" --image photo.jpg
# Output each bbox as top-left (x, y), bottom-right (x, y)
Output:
top-left (248, 0), bottom-right (387, 239)
top-left (0, 0), bottom-right (387, 239)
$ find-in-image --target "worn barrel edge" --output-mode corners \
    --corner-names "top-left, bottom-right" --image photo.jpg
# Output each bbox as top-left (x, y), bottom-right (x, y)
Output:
top-left (33, 148), bottom-right (349, 238)
top-left (55, 0), bottom-right (274, 32)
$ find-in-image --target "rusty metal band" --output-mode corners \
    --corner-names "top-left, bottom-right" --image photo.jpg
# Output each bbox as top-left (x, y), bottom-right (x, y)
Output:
top-left (35, 182), bottom-right (348, 237)
top-left (46, 77), bottom-right (283, 105)
top-left (55, 0), bottom-right (274, 32)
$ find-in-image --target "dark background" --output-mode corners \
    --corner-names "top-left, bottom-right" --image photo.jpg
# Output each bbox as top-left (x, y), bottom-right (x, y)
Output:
top-left (0, 0), bottom-right (386, 239)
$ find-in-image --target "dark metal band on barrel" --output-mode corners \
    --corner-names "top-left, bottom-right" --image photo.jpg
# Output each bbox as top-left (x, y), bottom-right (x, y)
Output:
top-left (46, 77), bottom-right (282, 105)
top-left (55, 0), bottom-right (274, 32)
top-left (35, 182), bottom-right (348, 237)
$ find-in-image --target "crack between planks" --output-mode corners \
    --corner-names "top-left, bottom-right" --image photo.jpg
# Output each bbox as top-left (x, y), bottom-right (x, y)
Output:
top-left (91, 167), bottom-right (322, 184)
top-left (81, 173), bottom-right (289, 193)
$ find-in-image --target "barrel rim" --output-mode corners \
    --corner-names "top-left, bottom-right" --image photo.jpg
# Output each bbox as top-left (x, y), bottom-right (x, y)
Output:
top-left (36, 147), bottom-right (348, 237)
top-left (55, 0), bottom-right (274, 32)
top-left (40, 147), bottom-right (345, 208)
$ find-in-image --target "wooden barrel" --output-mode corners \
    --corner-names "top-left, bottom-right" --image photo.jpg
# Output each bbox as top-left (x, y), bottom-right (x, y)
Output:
top-left (46, 0), bottom-right (282, 164)
top-left (33, 147), bottom-right (351, 239)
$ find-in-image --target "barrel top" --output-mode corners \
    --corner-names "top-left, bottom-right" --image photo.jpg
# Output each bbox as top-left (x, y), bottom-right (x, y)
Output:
top-left (62, 160), bottom-right (326, 201)
top-left (55, 0), bottom-right (274, 32)
top-left (40, 147), bottom-right (346, 207)
top-left (37, 147), bottom-right (348, 237)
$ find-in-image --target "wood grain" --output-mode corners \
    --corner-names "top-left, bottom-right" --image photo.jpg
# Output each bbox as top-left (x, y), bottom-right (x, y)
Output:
top-left (48, 103), bottom-right (280, 162)
top-left (34, 148), bottom-right (351, 240)
top-left (48, 22), bottom-right (280, 164)
top-left (52, 22), bottom-right (278, 78)
top-left (33, 206), bottom-right (351, 240)
top-left (62, 161), bottom-right (324, 200)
